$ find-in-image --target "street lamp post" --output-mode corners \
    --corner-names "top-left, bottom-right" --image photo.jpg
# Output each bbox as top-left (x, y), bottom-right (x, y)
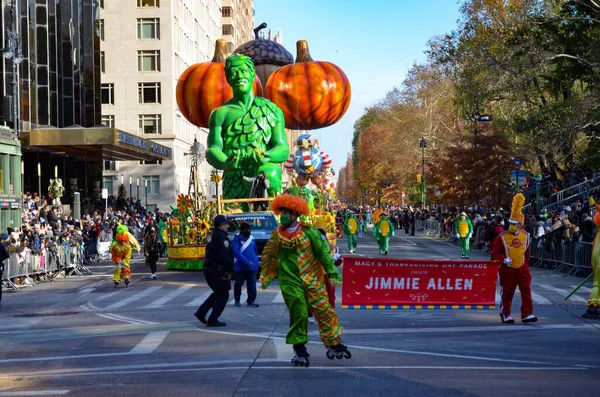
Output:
top-left (136, 177), bottom-right (140, 200)
top-left (144, 179), bottom-right (148, 207)
top-left (129, 175), bottom-right (132, 199)
top-left (420, 136), bottom-right (426, 208)
top-left (535, 173), bottom-right (543, 215)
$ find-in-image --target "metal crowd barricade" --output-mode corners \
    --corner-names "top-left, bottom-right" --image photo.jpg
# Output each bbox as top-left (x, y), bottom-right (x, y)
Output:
top-left (530, 238), bottom-right (592, 278)
top-left (1, 244), bottom-right (91, 291)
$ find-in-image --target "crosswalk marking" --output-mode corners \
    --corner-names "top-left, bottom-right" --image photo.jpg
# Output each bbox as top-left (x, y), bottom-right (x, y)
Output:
top-left (539, 285), bottom-right (587, 303)
top-left (496, 290), bottom-right (552, 305)
top-left (229, 291), bottom-right (248, 306)
top-left (185, 290), bottom-right (213, 307)
top-left (143, 286), bottom-right (193, 309)
top-left (569, 285), bottom-right (592, 293)
top-left (106, 286), bottom-right (163, 309)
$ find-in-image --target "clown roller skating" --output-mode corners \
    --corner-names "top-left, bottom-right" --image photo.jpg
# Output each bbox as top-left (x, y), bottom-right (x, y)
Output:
top-left (325, 343), bottom-right (352, 360)
top-left (291, 343), bottom-right (310, 367)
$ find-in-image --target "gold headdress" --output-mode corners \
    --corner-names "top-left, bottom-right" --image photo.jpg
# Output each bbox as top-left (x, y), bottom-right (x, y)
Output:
top-left (509, 193), bottom-right (525, 224)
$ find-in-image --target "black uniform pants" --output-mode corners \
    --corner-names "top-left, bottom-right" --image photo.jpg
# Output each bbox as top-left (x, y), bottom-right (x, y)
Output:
top-left (197, 267), bottom-right (230, 323)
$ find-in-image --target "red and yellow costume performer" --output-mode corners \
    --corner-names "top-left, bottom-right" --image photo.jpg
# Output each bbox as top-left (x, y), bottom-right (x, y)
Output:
top-left (491, 193), bottom-right (538, 324)
top-left (111, 225), bottom-right (141, 287)
top-left (261, 194), bottom-right (349, 364)
top-left (583, 197), bottom-right (600, 319)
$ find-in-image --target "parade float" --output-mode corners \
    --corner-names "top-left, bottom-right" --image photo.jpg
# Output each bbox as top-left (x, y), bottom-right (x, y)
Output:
top-left (173, 22), bottom-right (351, 264)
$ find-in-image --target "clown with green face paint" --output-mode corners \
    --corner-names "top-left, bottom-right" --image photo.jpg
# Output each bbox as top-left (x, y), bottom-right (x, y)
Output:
top-left (207, 54), bottom-right (289, 201)
top-left (342, 210), bottom-right (359, 254)
top-left (373, 212), bottom-right (394, 255)
top-left (454, 212), bottom-right (473, 258)
top-left (260, 194), bottom-right (350, 365)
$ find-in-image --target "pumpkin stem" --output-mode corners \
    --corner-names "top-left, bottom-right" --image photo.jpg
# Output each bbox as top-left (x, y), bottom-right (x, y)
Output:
top-left (253, 22), bottom-right (268, 39)
top-left (295, 40), bottom-right (313, 63)
top-left (211, 39), bottom-right (229, 63)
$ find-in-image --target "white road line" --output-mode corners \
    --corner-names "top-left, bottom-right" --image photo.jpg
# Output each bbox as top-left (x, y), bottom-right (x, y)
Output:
top-left (78, 288), bottom-right (95, 295)
top-left (531, 291), bottom-right (553, 305)
top-left (495, 292), bottom-right (501, 304)
top-left (272, 291), bottom-right (285, 303)
top-left (569, 285), bottom-right (592, 293)
top-left (185, 290), bottom-right (212, 307)
top-left (394, 236), bottom-right (417, 246)
top-left (96, 291), bottom-right (119, 301)
top-left (0, 318), bottom-right (42, 330)
top-left (78, 279), bottom-right (105, 291)
top-left (0, 391), bottom-right (70, 396)
top-left (327, 324), bottom-right (593, 336)
top-left (272, 337), bottom-right (289, 362)
top-left (143, 286), bottom-right (193, 309)
top-left (105, 286), bottom-right (163, 309)
top-left (539, 285), bottom-right (587, 303)
top-left (95, 313), bottom-right (142, 325)
top-left (128, 331), bottom-right (169, 354)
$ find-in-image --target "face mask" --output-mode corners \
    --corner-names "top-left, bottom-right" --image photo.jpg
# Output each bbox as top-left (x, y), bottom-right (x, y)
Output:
top-left (508, 225), bottom-right (519, 234)
top-left (241, 231), bottom-right (251, 239)
top-left (280, 214), bottom-right (293, 227)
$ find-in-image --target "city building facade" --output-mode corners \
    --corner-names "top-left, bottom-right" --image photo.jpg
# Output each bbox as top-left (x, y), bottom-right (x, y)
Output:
top-left (100, 0), bottom-right (255, 211)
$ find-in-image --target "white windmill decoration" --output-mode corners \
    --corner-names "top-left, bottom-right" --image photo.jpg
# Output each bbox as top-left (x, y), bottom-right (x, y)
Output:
top-left (184, 137), bottom-right (206, 212)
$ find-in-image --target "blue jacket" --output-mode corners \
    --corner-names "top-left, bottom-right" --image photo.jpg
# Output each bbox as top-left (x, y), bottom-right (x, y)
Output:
top-left (232, 234), bottom-right (259, 272)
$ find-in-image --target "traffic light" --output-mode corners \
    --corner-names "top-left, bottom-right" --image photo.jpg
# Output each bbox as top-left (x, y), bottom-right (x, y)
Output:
top-left (416, 174), bottom-right (421, 184)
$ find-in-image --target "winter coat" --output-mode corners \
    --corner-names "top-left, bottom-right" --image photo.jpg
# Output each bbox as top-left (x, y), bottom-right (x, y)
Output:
top-left (232, 234), bottom-right (259, 272)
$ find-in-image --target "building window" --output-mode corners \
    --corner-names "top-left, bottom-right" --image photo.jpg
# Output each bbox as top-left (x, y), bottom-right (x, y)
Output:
top-left (100, 51), bottom-right (105, 73)
top-left (223, 24), bottom-right (233, 35)
top-left (138, 0), bottom-right (159, 7)
top-left (100, 0), bottom-right (104, 9)
top-left (138, 83), bottom-right (161, 104)
top-left (101, 83), bottom-right (114, 105)
top-left (143, 175), bottom-right (160, 195)
top-left (139, 159), bottom-right (163, 165)
top-left (138, 50), bottom-right (161, 72)
top-left (222, 7), bottom-right (232, 17)
top-left (103, 161), bottom-right (116, 171)
top-left (137, 18), bottom-right (160, 40)
top-left (138, 114), bottom-right (162, 134)
top-left (101, 114), bottom-right (114, 127)
top-left (103, 176), bottom-right (113, 194)
top-left (99, 19), bottom-right (104, 41)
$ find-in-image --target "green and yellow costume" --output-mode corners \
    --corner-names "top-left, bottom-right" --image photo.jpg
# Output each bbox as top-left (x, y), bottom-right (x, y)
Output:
top-left (454, 214), bottom-right (473, 258)
top-left (373, 214), bottom-right (394, 254)
top-left (342, 212), bottom-right (359, 253)
top-left (261, 195), bottom-right (344, 347)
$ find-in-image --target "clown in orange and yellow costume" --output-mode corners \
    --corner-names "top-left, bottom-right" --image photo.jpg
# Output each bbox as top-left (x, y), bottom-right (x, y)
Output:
top-left (111, 225), bottom-right (141, 287)
top-left (260, 194), bottom-right (350, 365)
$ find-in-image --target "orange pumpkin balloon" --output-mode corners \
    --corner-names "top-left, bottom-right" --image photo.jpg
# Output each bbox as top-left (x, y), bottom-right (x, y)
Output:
top-left (265, 40), bottom-right (351, 130)
top-left (176, 39), bottom-right (263, 128)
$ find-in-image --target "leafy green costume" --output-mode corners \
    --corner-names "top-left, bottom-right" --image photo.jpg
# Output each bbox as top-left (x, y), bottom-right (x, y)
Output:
top-left (342, 212), bottom-right (359, 252)
top-left (207, 54), bottom-right (289, 200)
top-left (454, 215), bottom-right (474, 258)
top-left (373, 215), bottom-right (394, 254)
top-left (261, 225), bottom-right (343, 347)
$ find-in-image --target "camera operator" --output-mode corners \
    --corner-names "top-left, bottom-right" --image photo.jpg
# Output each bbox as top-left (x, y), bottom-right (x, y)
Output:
top-left (194, 215), bottom-right (234, 327)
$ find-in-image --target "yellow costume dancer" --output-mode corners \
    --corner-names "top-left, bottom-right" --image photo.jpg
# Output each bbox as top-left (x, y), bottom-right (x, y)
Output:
top-left (111, 225), bottom-right (140, 287)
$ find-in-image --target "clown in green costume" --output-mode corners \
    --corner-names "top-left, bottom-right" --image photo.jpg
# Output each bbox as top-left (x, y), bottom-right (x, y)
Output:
top-left (342, 211), bottom-right (359, 254)
top-left (373, 213), bottom-right (394, 255)
top-left (207, 54), bottom-right (289, 200)
top-left (261, 194), bottom-right (351, 365)
top-left (454, 212), bottom-right (474, 258)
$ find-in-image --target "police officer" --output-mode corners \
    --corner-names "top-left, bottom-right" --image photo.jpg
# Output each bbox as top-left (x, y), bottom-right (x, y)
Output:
top-left (194, 215), bottom-right (234, 327)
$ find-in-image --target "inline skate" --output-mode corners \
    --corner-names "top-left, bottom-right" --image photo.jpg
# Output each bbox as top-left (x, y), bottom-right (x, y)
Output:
top-left (326, 343), bottom-right (352, 360)
top-left (291, 343), bottom-right (310, 367)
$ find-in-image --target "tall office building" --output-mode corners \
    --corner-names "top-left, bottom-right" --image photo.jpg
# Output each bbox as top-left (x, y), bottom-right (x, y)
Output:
top-left (100, 0), bottom-right (254, 211)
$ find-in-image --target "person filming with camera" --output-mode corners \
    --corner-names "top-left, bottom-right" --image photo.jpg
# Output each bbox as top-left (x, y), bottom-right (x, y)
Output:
top-left (194, 215), bottom-right (234, 327)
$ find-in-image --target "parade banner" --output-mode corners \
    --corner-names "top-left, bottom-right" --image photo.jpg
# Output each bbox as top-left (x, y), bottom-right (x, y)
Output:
top-left (342, 257), bottom-right (499, 309)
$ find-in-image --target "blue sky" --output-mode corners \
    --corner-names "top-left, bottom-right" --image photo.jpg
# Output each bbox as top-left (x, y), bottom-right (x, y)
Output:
top-left (254, 0), bottom-right (461, 174)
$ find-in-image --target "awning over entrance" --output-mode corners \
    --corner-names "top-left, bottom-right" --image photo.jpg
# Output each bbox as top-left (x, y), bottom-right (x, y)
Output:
top-left (21, 126), bottom-right (172, 161)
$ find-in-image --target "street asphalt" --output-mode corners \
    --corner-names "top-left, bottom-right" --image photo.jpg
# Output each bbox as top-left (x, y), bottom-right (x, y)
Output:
top-left (0, 230), bottom-right (598, 397)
